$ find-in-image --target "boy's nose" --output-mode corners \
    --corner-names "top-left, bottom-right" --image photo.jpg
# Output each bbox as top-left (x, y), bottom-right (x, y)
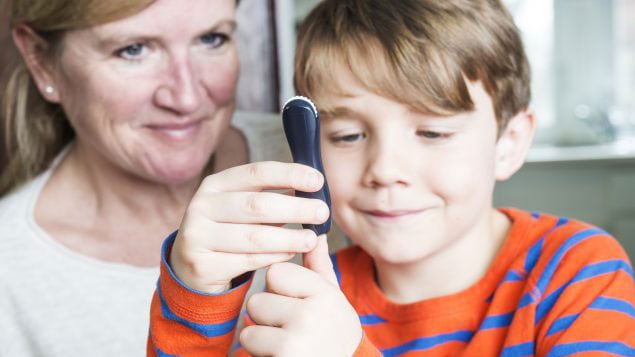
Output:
top-left (153, 58), bottom-right (203, 115)
top-left (362, 139), bottom-right (411, 188)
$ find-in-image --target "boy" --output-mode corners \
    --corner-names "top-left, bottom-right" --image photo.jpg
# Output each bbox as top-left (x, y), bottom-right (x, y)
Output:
top-left (148, 0), bottom-right (635, 356)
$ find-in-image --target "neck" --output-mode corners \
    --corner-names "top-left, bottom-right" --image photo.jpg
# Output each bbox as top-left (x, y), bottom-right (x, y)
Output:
top-left (374, 209), bottom-right (510, 304)
top-left (68, 143), bottom-right (199, 226)
top-left (36, 142), bottom-right (202, 267)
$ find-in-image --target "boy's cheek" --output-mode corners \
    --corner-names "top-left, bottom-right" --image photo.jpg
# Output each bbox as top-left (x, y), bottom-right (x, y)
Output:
top-left (324, 173), bottom-right (351, 207)
top-left (429, 161), bottom-right (496, 205)
top-left (323, 155), bottom-right (357, 189)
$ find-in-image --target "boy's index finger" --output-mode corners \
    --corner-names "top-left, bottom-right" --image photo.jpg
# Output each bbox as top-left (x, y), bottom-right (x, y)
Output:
top-left (200, 161), bottom-right (324, 194)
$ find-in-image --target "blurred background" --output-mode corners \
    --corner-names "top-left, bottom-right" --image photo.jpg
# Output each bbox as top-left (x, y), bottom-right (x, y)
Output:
top-left (1, 0), bottom-right (634, 259)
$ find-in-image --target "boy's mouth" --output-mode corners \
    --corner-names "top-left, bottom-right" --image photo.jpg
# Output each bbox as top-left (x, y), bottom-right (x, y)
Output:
top-left (364, 209), bottom-right (425, 218)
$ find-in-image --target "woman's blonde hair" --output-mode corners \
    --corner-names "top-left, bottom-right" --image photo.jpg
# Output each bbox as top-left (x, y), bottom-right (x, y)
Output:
top-left (0, 0), bottom-right (154, 196)
top-left (294, 0), bottom-right (531, 134)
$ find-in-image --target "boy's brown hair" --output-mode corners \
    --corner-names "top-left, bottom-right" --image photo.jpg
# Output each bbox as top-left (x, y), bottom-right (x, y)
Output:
top-left (294, 0), bottom-right (531, 133)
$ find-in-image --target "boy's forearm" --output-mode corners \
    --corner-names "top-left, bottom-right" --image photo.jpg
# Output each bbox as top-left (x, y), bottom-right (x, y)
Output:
top-left (147, 237), bottom-right (253, 356)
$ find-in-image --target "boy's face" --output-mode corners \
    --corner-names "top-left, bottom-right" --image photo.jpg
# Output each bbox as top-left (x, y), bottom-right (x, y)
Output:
top-left (318, 66), bottom-right (504, 265)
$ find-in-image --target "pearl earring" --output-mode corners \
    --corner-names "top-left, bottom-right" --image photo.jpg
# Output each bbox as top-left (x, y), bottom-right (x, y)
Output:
top-left (44, 85), bottom-right (55, 94)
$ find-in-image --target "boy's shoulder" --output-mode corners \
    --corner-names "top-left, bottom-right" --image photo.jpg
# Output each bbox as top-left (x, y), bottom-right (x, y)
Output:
top-left (502, 208), bottom-right (632, 285)
top-left (510, 208), bottom-right (627, 258)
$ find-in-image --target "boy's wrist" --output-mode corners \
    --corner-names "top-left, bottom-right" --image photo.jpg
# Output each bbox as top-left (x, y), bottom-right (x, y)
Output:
top-left (160, 232), bottom-right (253, 319)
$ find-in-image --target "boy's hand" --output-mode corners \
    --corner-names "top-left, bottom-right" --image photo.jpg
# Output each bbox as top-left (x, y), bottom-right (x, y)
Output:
top-left (241, 235), bottom-right (363, 357)
top-left (169, 161), bottom-right (329, 294)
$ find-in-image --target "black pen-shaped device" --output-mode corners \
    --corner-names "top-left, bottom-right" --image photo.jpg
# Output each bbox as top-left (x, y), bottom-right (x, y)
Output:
top-left (282, 96), bottom-right (332, 235)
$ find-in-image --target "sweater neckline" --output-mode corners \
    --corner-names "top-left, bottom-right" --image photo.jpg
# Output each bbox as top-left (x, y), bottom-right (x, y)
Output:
top-left (22, 144), bottom-right (159, 274)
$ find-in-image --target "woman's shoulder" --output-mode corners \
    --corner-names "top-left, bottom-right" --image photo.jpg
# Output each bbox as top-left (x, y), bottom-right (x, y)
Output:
top-left (0, 174), bottom-right (46, 241)
top-left (0, 175), bottom-right (43, 215)
top-left (0, 149), bottom-right (65, 241)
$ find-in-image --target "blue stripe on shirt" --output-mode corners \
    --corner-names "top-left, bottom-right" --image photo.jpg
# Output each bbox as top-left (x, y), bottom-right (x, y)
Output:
top-left (546, 314), bottom-right (580, 336)
top-left (523, 217), bottom-right (568, 276)
top-left (487, 269), bottom-right (527, 302)
top-left (534, 228), bottom-right (605, 296)
top-left (330, 253), bottom-right (342, 286)
top-left (504, 269), bottom-right (526, 282)
top-left (590, 296), bottom-right (635, 318)
top-left (380, 330), bottom-right (473, 357)
top-left (501, 341), bottom-right (535, 357)
top-left (157, 285), bottom-right (238, 338)
top-left (479, 312), bottom-right (514, 330)
top-left (519, 228), bottom-right (605, 309)
top-left (570, 259), bottom-right (634, 282)
top-left (524, 237), bottom-right (544, 275)
top-left (359, 314), bottom-right (386, 325)
top-left (535, 259), bottom-right (633, 323)
top-left (154, 346), bottom-right (180, 357)
top-left (547, 341), bottom-right (635, 357)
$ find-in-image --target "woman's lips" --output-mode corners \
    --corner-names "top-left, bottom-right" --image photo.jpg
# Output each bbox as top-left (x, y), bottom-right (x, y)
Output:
top-left (146, 120), bottom-right (203, 141)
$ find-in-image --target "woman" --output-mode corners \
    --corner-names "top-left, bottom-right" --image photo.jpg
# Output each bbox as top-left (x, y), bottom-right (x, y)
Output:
top-left (0, 0), bottom-right (278, 355)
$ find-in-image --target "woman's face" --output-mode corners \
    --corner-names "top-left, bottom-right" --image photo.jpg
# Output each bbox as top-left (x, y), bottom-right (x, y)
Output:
top-left (49, 0), bottom-right (239, 184)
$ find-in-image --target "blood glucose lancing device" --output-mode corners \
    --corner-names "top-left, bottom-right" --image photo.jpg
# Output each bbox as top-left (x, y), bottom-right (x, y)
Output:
top-left (282, 96), bottom-right (332, 235)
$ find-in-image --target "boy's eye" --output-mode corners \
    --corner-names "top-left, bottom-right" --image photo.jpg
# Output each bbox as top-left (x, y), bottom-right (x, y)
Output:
top-left (416, 130), bottom-right (451, 140)
top-left (330, 132), bottom-right (366, 144)
top-left (200, 33), bottom-right (229, 48)
top-left (115, 43), bottom-right (146, 59)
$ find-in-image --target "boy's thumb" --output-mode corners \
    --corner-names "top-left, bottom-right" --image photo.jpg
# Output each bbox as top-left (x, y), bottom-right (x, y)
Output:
top-left (303, 234), bottom-right (338, 286)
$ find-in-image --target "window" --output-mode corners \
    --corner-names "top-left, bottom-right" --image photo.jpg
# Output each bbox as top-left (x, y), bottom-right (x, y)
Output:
top-left (506, 0), bottom-right (635, 146)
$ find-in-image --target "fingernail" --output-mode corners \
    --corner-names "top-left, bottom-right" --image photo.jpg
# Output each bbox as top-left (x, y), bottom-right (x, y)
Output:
top-left (305, 231), bottom-right (317, 248)
top-left (308, 171), bottom-right (321, 187)
top-left (316, 204), bottom-right (329, 221)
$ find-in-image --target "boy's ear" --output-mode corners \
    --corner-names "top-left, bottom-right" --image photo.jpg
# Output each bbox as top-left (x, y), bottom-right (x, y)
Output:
top-left (494, 109), bottom-right (536, 181)
top-left (12, 24), bottom-right (61, 103)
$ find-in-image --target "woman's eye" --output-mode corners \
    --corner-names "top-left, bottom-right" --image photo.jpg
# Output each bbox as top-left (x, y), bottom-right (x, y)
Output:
top-left (330, 133), bottom-right (366, 144)
top-left (201, 33), bottom-right (229, 48)
top-left (115, 43), bottom-right (146, 60)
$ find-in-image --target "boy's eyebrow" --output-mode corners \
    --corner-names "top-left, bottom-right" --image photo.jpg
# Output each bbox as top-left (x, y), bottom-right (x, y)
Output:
top-left (320, 105), bottom-right (452, 121)
top-left (319, 106), bottom-right (357, 119)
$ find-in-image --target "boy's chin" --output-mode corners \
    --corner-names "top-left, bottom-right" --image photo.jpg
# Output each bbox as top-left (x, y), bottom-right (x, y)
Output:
top-left (365, 241), bottom-right (436, 266)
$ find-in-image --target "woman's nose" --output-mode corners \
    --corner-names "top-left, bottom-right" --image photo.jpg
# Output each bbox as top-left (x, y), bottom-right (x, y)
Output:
top-left (154, 58), bottom-right (203, 115)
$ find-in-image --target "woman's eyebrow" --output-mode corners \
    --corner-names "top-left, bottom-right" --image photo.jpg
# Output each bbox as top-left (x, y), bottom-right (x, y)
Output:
top-left (94, 19), bottom-right (237, 50)
top-left (200, 19), bottom-right (237, 34)
top-left (95, 34), bottom-right (150, 50)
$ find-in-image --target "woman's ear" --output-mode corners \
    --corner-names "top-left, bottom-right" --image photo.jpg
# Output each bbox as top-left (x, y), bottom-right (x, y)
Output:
top-left (12, 24), bottom-right (61, 103)
top-left (494, 109), bottom-right (536, 181)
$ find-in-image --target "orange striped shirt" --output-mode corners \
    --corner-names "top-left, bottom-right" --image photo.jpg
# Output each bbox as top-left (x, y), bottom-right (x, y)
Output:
top-left (148, 208), bottom-right (635, 356)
